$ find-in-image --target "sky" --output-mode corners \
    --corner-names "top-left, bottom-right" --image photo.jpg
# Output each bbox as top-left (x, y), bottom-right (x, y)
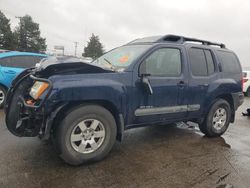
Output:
top-left (0, 0), bottom-right (249, 67)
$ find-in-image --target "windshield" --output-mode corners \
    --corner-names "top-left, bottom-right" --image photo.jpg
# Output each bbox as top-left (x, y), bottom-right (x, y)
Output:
top-left (93, 45), bottom-right (150, 70)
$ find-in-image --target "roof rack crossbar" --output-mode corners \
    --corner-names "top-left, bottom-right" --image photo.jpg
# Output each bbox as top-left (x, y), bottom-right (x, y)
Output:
top-left (160, 35), bottom-right (226, 48)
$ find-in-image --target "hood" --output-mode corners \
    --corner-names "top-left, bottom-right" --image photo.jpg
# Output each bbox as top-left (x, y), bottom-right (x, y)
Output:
top-left (35, 56), bottom-right (114, 77)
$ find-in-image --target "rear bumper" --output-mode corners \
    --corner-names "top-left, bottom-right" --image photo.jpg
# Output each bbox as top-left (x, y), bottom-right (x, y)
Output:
top-left (243, 81), bottom-right (250, 92)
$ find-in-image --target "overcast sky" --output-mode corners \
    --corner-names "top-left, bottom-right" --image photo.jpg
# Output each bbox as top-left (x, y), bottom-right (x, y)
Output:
top-left (0, 0), bottom-right (249, 67)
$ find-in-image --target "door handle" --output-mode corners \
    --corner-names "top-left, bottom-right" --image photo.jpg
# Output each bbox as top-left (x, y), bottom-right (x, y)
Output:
top-left (177, 81), bottom-right (185, 87)
top-left (4, 70), bottom-right (16, 74)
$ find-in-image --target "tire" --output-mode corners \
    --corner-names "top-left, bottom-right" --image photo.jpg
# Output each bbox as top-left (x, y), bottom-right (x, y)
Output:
top-left (198, 120), bottom-right (208, 135)
top-left (0, 86), bottom-right (7, 109)
top-left (55, 105), bottom-right (117, 165)
top-left (199, 99), bottom-right (231, 137)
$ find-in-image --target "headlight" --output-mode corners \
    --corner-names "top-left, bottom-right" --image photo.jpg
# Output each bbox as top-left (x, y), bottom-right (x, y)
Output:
top-left (29, 81), bottom-right (49, 100)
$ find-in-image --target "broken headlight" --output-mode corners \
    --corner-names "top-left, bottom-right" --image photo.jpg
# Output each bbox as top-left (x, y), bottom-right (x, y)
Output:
top-left (29, 81), bottom-right (49, 100)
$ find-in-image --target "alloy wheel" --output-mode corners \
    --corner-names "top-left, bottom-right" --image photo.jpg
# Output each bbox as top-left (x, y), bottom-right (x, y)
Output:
top-left (70, 119), bottom-right (106, 154)
top-left (212, 107), bottom-right (227, 131)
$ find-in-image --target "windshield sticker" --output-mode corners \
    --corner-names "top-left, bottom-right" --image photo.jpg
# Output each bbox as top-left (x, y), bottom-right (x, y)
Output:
top-left (119, 56), bottom-right (129, 63)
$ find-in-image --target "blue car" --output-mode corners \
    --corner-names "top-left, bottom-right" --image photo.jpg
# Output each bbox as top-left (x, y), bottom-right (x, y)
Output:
top-left (5, 35), bottom-right (243, 165)
top-left (0, 51), bottom-right (47, 107)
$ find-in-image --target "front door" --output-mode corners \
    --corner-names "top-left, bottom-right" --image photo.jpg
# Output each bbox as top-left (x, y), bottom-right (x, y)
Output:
top-left (131, 46), bottom-right (188, 125)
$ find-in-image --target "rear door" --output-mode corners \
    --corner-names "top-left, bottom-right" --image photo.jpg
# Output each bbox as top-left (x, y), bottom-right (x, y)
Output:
top-left (187, 47), bottom-right (218, 118)
top-left (2, 56), bottom-right (24, 87)
top-left (0, 58), bottom-right (8, 86)
top-left (0, 57), bottom-right (23, 87)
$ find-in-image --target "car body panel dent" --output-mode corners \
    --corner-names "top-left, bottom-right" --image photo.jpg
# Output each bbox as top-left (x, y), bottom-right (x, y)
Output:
top-left (47, 72), bottom-right (130, 116)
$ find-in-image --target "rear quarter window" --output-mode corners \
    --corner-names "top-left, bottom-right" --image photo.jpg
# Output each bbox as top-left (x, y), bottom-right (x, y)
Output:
top-left (217, 51), bottom-right (241, 73)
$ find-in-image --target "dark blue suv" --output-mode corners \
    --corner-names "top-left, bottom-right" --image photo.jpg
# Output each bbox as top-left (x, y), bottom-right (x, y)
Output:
top-left (5, 35), bottom-right (244, 165)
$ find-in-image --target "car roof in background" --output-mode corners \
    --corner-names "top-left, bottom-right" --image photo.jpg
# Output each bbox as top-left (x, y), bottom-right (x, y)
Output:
top-left (42, 56), bottom-right (86, 64)
top-left (0, 51), bottom-right (47, 58)
top-left (0, 49), bottom-right (10, 53)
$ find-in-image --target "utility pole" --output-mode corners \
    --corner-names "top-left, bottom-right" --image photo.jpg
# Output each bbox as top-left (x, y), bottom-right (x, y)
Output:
top-left (15, 16), bottom-right (23, 51)
top-left (74, 42), bottom-right (78, 56)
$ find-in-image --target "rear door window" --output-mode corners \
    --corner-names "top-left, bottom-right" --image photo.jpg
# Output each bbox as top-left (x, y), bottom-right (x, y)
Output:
top-left (0, 57), bottom-right (10, 66)
top-left (9, 56), bottom-right (44, 68)
top-left (217, 51), bottom-right (241, 73)
top-left (204, 50), bottom-right (215, 75)
top-left (189, 48), bottom-right (208, 76)
top-left (189, 48), bottom-right (216, 76)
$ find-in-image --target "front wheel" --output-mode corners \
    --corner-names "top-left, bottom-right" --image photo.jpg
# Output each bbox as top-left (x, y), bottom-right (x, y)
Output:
top-left (55, 105), bottom-right (117, 165)
top-left (0, 86), bottom-right (7, 108)
top-left (199, 99), bottom-right (231, 137)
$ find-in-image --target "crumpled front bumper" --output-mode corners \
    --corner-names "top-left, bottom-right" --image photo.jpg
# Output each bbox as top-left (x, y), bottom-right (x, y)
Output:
top-left (4, 69), bottom-right (53, 138)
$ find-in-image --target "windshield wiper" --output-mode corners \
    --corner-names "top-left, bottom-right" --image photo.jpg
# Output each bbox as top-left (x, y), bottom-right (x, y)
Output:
top-left (104, 58), bottom-right (115, 71)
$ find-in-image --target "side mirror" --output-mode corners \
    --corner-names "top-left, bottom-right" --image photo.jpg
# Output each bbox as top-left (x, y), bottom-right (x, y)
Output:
top-left (141, 74), bottom-right (153, 95)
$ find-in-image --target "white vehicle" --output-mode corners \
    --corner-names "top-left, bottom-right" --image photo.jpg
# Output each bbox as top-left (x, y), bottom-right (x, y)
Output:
top-left (243, 70), bottom-right (250, 96)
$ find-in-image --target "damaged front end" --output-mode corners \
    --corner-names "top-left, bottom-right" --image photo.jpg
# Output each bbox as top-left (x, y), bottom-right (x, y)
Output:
top-left (4, 69), bottom-right (53, 137)
top-left (4, 57), bottom-right (115, 138)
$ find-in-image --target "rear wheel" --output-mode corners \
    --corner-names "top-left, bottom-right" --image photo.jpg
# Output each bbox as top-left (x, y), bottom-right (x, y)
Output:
top-left (55, 105), bottom-right (117, 165)
top-left (0, 86), bottom-right (7, 108)
top-left (199, 99), bottom-right (231, 137)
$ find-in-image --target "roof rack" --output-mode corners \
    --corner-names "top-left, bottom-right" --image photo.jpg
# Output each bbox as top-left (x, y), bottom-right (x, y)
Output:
top-left (158, 35), bottom-right (226, 48)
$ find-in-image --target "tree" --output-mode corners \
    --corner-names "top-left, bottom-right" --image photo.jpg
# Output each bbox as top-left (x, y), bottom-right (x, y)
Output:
top-left (83, 34), bottom-right (104, 59)
top-left (14, 15), bottom-right (46, 53)
top-left (0, 10), bottom-right (15, 50)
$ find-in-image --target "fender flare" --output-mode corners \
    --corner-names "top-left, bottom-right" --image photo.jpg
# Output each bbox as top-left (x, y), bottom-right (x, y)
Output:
top-left (42, 102), bottom-right (125, 141)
